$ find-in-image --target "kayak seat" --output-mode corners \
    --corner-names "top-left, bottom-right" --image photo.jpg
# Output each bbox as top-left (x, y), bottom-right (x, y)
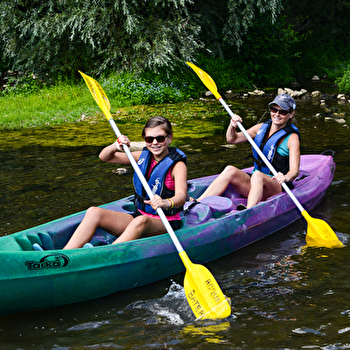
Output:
top-left (15, 232), bottom-right (55, 251)
top-left (200, 196), bottom-right (234, 217)
top-left (182, 202), bottom-right (212, 225)
top-left (15, 235), bottom-right (38, 251)
top-left (182, 196), bottom-right (234, 225)
top-left (38, 232), bottom-right (55, 250)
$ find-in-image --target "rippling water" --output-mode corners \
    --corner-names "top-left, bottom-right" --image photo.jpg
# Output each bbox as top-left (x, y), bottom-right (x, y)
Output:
top-left (1, 97), bottom-right (350, 349)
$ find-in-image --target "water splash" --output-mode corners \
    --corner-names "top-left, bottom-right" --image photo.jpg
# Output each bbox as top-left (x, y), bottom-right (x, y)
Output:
top-left (125, 281), bottom-right (193, 325)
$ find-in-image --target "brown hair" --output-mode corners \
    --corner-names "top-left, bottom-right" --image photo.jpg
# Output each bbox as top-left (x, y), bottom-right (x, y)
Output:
top-left (142, 116), bottom-right (172, 137)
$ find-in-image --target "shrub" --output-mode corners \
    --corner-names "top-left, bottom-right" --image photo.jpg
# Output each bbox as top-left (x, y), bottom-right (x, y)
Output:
top-left (102, 72), bottom-right (193, 106)
top-left (1, 73), bottom-right (44, 96)
top-left (335, 65), bottom-right (350, 93)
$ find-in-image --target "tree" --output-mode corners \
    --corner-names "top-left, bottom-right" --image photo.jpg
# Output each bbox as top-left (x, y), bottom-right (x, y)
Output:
top-left (0, 0), bottom-right (203, 80)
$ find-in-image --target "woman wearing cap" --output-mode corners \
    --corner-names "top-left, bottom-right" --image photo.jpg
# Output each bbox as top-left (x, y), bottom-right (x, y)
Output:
top-left (63, 116), bottom-right (188, 249)
top-left (194, 94), bottom-right (300, 210)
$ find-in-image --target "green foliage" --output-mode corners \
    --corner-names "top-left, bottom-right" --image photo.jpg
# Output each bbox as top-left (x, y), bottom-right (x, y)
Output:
top-left (194, 56), bottom-right (251, 90)
top-left (102, 72), bottom-right (194, 106)
top-left (283, 0), bottom-right (350, 80)
top-left (0, 0), bottom-right (202, 81)
top-left (223, 0), bottom-right (283, 49)
top-left (1, 0), bottom-right (350, 93)
top-left (335, 64), bottom-right (350, 93)
top-left (235, 14), bottom-right (306, 86)
top-left (1, 73), bottom-right (44, 96)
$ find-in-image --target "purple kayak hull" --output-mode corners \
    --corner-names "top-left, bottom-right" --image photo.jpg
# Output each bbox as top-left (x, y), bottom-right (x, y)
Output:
top-left (0, 154), bottom-right (335, 317)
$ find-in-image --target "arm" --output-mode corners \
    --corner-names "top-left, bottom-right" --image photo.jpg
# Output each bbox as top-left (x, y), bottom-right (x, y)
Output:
top-left (99, 136), bottom-right (142, 165)
top-left (226, 114), bottom-right (261, 144)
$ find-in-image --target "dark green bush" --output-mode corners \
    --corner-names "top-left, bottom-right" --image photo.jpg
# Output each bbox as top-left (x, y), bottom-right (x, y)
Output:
top-left (335, 64), bottom-right (350, 93)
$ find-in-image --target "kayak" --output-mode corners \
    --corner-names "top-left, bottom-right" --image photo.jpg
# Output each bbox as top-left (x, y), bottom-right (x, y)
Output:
top-left (0, 154), bottom-right (335, 317)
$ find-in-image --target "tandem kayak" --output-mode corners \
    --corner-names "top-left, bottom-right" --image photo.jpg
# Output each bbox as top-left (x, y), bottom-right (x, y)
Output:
top-left (0, 154), bottom-right (335, 317)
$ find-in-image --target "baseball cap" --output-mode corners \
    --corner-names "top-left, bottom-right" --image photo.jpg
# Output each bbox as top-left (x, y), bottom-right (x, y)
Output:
top-left (268, 94), bottom-right (296, 110)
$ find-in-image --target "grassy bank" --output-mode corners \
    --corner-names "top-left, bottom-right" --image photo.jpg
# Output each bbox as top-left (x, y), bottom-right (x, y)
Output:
top-left (0, 58), bottom-right (344, 130)
top-left (0, 71), bottom-right (198, 130)
top-left (0, 78), bottom-right (231, 135)
top-left (0, 83), bottom-right (101, 129)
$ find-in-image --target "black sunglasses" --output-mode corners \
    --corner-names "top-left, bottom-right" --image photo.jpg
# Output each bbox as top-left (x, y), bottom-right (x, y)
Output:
top-left (144, 135), bottom-right (169, 143)
top-left (269, 106), bottom-right (291, 116)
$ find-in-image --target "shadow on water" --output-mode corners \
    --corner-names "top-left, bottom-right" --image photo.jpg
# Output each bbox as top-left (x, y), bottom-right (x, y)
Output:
top-left (1, 97), bottom-right (350, 349)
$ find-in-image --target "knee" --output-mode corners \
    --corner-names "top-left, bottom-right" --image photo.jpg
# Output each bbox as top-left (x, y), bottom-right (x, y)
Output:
top-left (85, 206), bottom-right (103, 219)
top-left (222, 165), bottom-right (239, 178)
top-left (132, 215), bottom-right (149, 230)
top-left (250, 171), bottom-right (265, 185)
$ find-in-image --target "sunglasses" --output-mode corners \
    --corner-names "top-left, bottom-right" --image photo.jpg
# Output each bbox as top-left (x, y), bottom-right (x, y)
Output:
top-left (144, 135), bottom-right (169, 143)
top-left (269, 106), bottom-right (291, 116)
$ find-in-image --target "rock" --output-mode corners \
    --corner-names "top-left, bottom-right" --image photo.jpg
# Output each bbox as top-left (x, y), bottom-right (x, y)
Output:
top-left (205, 91), bottom-right (214, 97)
top-left (311, 75), bottom-right (320, 81)
top-left (335, 118), bottom-right (346, 124)
top-left (248, 89), bottom-right (265, 96)
top-left (337, 94), bottom-right (346, 100)
top-left (293, 89), bottom-right (308, 98)
top-left (112, 168), bottom-right (130, 175)
top-left (277, 87), bottom-right (307, 98)
top-left (311, 91), bottom-right (322, 98)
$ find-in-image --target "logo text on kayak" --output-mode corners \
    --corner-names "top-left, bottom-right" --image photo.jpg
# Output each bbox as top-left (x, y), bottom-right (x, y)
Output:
top-left (25, 253), bottom-right (70, 271)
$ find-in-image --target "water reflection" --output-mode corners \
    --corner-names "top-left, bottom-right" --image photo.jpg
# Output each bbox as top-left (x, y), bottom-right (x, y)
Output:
top-left (1, 97), bottom-right (350, 348)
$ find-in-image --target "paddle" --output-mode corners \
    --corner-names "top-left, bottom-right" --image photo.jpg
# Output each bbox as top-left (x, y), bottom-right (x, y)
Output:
top-left (79, 71), bottom-right (231, 320)
top-left (186, 62), bottom-right (343, 249)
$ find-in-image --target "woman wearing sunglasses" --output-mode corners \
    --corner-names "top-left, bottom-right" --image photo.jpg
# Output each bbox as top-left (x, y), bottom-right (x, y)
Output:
top-left (64, 116), bottom-right (187, 249)
top-left (194, 94), bottom-right (300, 210)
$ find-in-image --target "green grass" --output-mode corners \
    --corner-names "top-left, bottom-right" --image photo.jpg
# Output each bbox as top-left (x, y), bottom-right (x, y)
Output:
top-left (0, 83), bottom-right (100, 129)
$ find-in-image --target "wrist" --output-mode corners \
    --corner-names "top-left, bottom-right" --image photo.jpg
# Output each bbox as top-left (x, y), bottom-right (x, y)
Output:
top-left (166, 198), bottom-right (175, 209)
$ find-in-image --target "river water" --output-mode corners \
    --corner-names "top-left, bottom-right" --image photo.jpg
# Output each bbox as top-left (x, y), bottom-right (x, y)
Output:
top-left (1, 95), bottom-right (350, 349)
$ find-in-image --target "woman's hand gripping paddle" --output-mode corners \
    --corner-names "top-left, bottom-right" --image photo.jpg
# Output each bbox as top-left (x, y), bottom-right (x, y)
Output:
top-left (78, 71), bottom-right (231, 320)
top-left (186, 62), bottom-right (343, 249)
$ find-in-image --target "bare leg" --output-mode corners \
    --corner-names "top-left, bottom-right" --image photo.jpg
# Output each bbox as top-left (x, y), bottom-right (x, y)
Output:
top-left (247, 171), bottom-right (282, 208)
top-left (63, 207), bottom-right (133, 249)
top-left (197, 165), bottom-right (251, 201)
top-left (113, 215), bottom-right (168, 244)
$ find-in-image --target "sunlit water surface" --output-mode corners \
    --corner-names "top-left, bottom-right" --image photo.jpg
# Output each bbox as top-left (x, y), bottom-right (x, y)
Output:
top-left (1, 96), bottom-right (350, 349)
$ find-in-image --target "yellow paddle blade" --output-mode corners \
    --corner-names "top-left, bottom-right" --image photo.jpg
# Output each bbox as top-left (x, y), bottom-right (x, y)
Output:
top-left (180, 251), bottom-right (231, 320)
top-left (302, 211), bottom-right (343, 248)
top-left (79, 71), bottom-right (112, 120)
top-left (186, 62), bottom-right (222, 100)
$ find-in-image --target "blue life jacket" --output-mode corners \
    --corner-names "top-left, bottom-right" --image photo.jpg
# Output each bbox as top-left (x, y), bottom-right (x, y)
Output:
top-left (133, 147), bottom-right (187, 215)
top-left (252, 120), bottom-right (299, 175)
